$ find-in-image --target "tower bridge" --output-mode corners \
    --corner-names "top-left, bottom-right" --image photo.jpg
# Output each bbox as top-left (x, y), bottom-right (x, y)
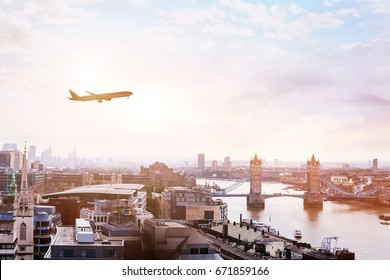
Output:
top-left (208, 154), bottom-right (384, 207)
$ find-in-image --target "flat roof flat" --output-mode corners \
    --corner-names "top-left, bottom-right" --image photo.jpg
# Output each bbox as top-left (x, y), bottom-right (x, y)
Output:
top-left (52, 226), bottom-right (123, 247)
top-left (43, 183), bottom-right (144, 198)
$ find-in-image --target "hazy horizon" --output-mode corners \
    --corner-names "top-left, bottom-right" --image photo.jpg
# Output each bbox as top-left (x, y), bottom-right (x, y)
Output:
top-left (4, 141), bottom-right (389, 169)
top-left (2, 1), bottom-right (390, 163)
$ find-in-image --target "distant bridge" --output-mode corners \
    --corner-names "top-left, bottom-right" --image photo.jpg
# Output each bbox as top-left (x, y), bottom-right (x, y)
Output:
top-left (211, 192), bottom-right (305, 199)
top-left (209, 176), bottom-right (380, 201)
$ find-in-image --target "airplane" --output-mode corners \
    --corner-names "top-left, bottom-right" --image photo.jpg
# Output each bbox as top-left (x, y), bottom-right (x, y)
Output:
top-left (68, 90), bottom-right (133, 103)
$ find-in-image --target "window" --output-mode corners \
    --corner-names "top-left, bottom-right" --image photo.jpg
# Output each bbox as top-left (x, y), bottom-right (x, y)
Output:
top-left (20, 223), bottom-right (26, 240)
top-left (103, 249), bottom-right (117, 258)
top-left (1, 255), bottom-right (14, 260)
top-left (1, 244), bottom-right (14, 250)
top-left (199, 248), bottom-right (209, 254)
top-left (81, 249), bottom-right (96, 258)
top-left (41, 221), bottom-right (49, 227)
top-left (204, 211), bottom-right (214, 220)
top-left (190, 248), bottom-right (199, 254)
top-left (59, 249), bottom-right (74, 258)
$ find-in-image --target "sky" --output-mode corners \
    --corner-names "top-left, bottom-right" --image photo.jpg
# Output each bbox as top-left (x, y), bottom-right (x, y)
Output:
top-left (1, 0), bottom-right (390, 163)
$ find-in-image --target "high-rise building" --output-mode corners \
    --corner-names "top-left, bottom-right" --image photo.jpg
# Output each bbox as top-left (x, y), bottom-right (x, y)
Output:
top-left (211, 160), bottom-right (218, 171)
top-left (0, 152), bottom-right (11, 168)
top-left (224, 156), bottom-right (232, 172)
top-left (2, 143), bottom-right (17, 151)
top-left (373, 158), bottom-right (378, 173)
top-left (28, 145), bottom-right (36, 161)
top-left (198, 153), bottom-right (205, 171)
top-left (0, 150), bottom-right (22, 170)
top-left (41, 147), bottom-right (52, 164)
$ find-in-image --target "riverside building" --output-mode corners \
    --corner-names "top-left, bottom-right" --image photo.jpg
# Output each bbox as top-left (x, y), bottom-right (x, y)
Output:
top-left (159, 186), bottom-right (228, 222)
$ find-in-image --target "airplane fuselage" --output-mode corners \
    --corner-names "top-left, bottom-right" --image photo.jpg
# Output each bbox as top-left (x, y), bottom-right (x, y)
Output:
top-left (68, 90), bottom-right (133, 102)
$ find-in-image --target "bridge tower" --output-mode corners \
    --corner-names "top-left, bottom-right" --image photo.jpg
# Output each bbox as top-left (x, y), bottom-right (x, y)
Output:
top-left (247, 153), bottom-right (265, 208)
top-left (304, 154), bottom-right (323, 208)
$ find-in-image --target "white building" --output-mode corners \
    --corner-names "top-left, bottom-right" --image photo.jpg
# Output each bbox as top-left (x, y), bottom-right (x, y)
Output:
top-left (255, 237), bottom-right (285, 258)
top-left (80, 207), bottom-right (110, 231)
top-left (330, 176), bottom-right (349, 185)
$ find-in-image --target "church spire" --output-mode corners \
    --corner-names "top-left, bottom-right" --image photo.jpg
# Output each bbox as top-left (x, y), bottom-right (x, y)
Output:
top-left (20, 142), bottom-right (28, 191)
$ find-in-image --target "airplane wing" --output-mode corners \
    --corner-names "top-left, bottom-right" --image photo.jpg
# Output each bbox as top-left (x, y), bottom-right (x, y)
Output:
top-left (85, 91), bottom-right (97, 96)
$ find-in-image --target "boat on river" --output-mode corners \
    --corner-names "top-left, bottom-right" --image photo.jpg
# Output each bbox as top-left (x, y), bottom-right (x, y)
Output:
top-left (378, 214), bottom-right (390, 221)
top-left (294, 230), bottom-right (302, 239)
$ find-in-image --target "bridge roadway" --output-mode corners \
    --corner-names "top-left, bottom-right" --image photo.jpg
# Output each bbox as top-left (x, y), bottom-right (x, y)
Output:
top-left (211, 192), bottom-right (304, 198)
top-left (209, 176), bottom-right (381, 200)
top-left (211, 192), bottom-right (378, 200)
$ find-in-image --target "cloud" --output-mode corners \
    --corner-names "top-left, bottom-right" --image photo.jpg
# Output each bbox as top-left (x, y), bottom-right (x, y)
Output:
top-left (156, 1), bottom-right (362, 40)
top-left (127, 0), bottom-right (151, 8)
top-left (354, 94), bottom-right (390, 107)
top-left (323, 0), bottom-right (344, 7)
top-left (2, 0), bottom-right (390, 161)
top-left (358, 0), bottom-right (390, 14)
top-left (158, 6), bottom-right (225, 26)
top-left (201, 23), bottom-right (254, 37)
top-left (221, 0), bottom-right (360, 39)
top-left (0, 0), bottom-right (99, 53)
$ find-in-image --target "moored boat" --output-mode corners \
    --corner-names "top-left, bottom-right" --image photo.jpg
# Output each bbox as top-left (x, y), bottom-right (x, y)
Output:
top-left (378, 214), bottom-right (390, 221)
top-left (294, 230), bottom-right (302, 239)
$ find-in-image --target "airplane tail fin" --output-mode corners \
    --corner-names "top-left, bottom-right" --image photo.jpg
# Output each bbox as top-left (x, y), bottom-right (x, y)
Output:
top-left (69, 90), bottom-right (79, 99)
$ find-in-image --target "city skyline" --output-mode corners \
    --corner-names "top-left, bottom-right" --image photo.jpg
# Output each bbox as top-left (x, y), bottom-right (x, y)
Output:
top-left (2, 141), bottom-right (388, 169)
top-left (1, 1), bottom-right (390, 162)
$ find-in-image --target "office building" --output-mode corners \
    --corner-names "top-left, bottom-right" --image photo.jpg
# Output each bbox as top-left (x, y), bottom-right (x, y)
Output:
top-left (373, 158), bottom-right (378, 173)
top-left (198, 153), bottom-right (205, 171)
top-left (33, 205), bottom-right (62, 258)
top-left (2, 143), bottom-right (17, 151)
top-left (0, 209), bottom-right (16, 260)
top-left (0, 150), bottom-right (22, 170)
top-left (28, 146), bottom-right (36, 161)
top-left (42, 197), bottom-right (87, 226)
top-left (43, 183), bottom-right (146, 209)
top-left (44, 184), bottom-right (147, 226)
top-left (140, 162), bottom-right (186, 187)
top-left (160, 187), bottom-right (228, 222)
top-left (44, 218), bottom-right (124, 259)
top-left (142, 219), bottom-right (222, 260)
top-left (224, 156), bottom-right (232, 172)
top-left (211, 160), bottom-right (218, 171)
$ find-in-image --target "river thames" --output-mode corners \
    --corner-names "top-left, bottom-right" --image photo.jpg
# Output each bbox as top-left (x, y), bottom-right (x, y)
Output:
top-left (197, 179), bottom-right (390, 260)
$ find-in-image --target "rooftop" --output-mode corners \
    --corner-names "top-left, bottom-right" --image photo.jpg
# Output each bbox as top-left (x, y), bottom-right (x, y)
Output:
top-left (145, 219), bottom-right (188, 228)
top-left (43, 183), bottom-right (144, 198)
top-left (52, 226), bottom-right (123, 247)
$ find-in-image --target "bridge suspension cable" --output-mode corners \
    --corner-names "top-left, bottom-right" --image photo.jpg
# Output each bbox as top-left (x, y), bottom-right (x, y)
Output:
top-left (222, 177), bottom-right (249, 193)
top-left (321, 178), bottom-right (378, 198)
